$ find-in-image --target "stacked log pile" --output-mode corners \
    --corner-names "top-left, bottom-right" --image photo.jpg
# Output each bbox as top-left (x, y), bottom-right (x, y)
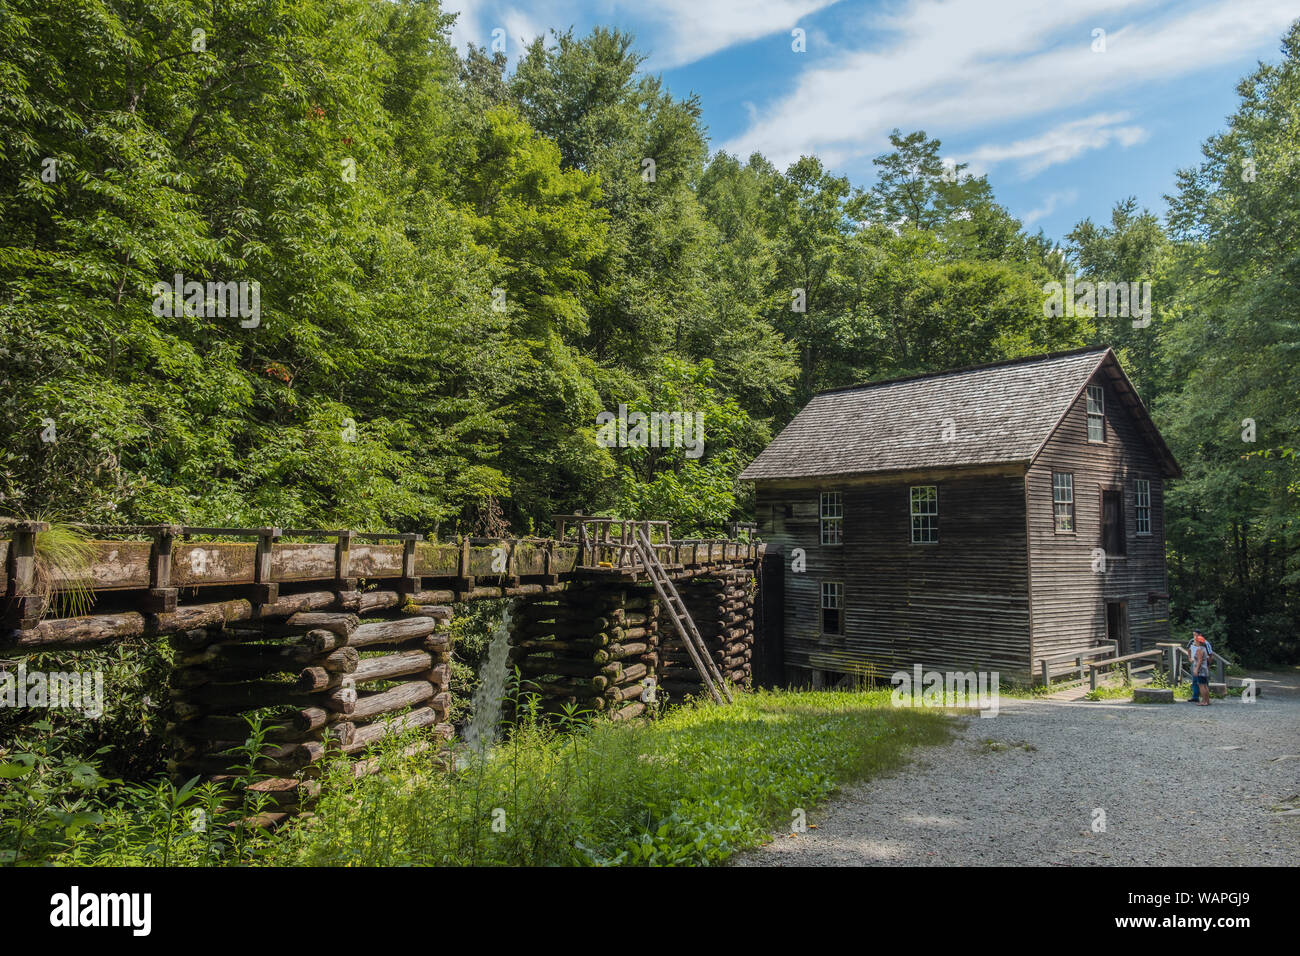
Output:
top-left (656, 570), bottom-right (756, 698)
top-left (167, 603), bottom-right (455, 813)
top-left (507, 583), bottom-right (659, 721)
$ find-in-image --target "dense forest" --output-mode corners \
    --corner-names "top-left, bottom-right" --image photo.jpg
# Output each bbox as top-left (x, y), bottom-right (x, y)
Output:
top-left (0, 1), bottom-right (1296, 663)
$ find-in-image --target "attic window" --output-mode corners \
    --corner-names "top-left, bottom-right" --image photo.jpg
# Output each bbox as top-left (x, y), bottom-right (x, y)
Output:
top-left (1086, 385), bottom-right (1105, 442)
top-left (909, 486), bottom-right (938, 543)
top-left (820, 492), bottom-right (842, 545)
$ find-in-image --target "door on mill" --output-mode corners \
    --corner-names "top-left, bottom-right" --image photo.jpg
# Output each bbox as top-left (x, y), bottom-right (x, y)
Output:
top-left (1106, 600), bottom-right (1130, 656)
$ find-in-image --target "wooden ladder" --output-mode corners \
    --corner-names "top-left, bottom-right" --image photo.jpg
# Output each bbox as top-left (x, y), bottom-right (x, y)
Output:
top-left (633, 528), bottom-right (732, 705)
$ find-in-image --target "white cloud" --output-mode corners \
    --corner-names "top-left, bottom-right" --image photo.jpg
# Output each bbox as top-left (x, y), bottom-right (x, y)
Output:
top-left (722, 0), bottom-right (1300, 171)
top-left (503, 9), bottom-right (547, 50)
top-left (1021, 188), bottom-right (1081, 225)
top-left (443, 2), bottom-right (552, 60)
top-left (444, 0), bottom-right (843, 68)
top-left (443, 0), bottom-right (482, 56)
top-left (960, 113), bottom-right (1147, 177)
top-left (635, 0), bottom-right (844, 69)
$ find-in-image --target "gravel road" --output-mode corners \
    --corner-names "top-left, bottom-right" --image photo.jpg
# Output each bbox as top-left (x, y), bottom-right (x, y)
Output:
top-left (734, 675), bottom-right (1300, 866)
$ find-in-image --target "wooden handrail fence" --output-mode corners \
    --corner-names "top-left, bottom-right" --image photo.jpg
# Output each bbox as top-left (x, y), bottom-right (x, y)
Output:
top-left (1085, 648), bottom-right (1165, 691)
top-left (1035, 641), bottom-right (1118, 687)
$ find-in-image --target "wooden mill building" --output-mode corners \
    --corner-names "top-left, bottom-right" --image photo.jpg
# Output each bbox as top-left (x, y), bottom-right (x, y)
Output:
top-left (740, 347), bottom-right (1181, 684)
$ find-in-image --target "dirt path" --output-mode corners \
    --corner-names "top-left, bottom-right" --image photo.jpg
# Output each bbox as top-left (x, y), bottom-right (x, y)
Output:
top-left (734, 674), bottom-right (1300, 867)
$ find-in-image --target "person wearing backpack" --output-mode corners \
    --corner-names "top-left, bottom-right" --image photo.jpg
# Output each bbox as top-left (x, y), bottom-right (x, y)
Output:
top-left (1191, 634), bottom-right (1212, 706)
top-left (1187, 630), bottom-right (1213, 703)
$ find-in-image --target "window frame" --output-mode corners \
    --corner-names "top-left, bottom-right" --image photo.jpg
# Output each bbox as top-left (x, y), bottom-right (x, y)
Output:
top-left (1135, 479), bottom-right (1152, 536)
top-left (819, 491), bottom-right (843, 546)
top-left (1052, 472), bottom-right (1075, 533)
top-left (1086, 384), bottom-right (1106, 443)
top-left (820, 581), bottom-right (844, 636)
top-left (909, 485), bottom-right (939, 544)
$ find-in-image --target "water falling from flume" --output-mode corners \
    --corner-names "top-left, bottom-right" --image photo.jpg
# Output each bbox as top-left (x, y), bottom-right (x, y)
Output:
top-left (461, 601), bottom-right (514, 755)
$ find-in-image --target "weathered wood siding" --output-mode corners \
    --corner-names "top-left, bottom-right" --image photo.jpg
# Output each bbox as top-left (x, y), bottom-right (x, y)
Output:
top-left (1027, 372), bottom-right (1171, 665)
top-left (755, 470), bottom-right (1032, 682)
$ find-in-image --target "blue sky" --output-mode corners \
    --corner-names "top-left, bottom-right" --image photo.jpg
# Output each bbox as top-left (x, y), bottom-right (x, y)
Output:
top-left (444, 0), bottom-right (1300, 242)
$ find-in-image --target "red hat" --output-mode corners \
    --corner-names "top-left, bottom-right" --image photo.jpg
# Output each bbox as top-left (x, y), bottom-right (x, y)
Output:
top-left (1194, 634), bottom-right (1206, 644)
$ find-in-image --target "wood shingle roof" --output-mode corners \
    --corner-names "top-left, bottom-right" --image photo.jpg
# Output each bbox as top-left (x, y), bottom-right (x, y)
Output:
top-left (739, 347), bottom-right (1180, 481)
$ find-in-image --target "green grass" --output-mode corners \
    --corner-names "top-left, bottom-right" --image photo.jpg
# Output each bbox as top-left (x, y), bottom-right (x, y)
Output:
top-left (27, 520), bottom-right (97, 619)
top-left (5, 689), bottom-right (954, 866)
top-left (1082, 681), bottom-right (1136, 701)
top-left (998, 682), bottom-right (1056, 699)
top-left (269, 689), bottom-right (955, 866)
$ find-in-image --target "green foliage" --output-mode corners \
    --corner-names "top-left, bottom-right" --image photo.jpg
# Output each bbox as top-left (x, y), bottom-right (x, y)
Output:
top-left (4, 689), bottom-right (951, 867)
top-left (606, 357), bottom-right (767, 534)
top-left (0, 720), bottom-right (110, 865)
top-left (0, 1), bottom-right (1100, 539)
top-left (0, 638), bottom-right (173, 783)
top-left (4, 9), bottom-right (1300, 862)
top-left (2, 713), bottom-right (284, 866)
top-left (1033, 24), bottom-right (1300, 666)
top-left (271, 689), bottom-right (953, 866)
top-left (1154, 21), bottom-right (1300, 664)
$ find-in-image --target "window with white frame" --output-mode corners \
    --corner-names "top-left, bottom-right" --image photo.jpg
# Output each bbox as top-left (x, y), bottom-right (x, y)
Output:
top-left (821, 582), bottom-right (843, 635)
top-left (1053, 472), bottom-right (1074, 532)
top-left (1086, 385), bottom-right (1105, 442)
top-left (1135, 479), bottom-right (1151, 535)
top-left (820, 491), bottom-right (842, 545)
top-left (909, 485), bottom-right (938, 543)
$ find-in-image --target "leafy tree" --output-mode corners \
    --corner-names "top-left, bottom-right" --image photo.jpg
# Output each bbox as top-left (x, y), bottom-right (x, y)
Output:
top-left (609, 358), bottom-right (769, 534)
top-left (693, 152), bottom-right (798, 416)
top-left (510, 28), bottom-right (712, 369)
top-left (1158, 20), bottom-right (1300, 662)
top-left (1066, 197), bottom-right (1173, 393)
top-left (0, 0), bottom-right (516, 529)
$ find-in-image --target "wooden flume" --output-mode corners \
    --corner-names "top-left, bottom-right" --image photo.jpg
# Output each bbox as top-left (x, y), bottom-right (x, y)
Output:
top-left (164, 602), bottom-right (456, 802)
top-left (1, 515), bottom-right (764, 819)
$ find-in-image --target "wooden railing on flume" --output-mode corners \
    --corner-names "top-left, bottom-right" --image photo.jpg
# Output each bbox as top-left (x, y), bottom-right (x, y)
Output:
top-left (0, 516), bottom-right (763, 637)
top-left (551, 514), bottom-right (761, 572)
